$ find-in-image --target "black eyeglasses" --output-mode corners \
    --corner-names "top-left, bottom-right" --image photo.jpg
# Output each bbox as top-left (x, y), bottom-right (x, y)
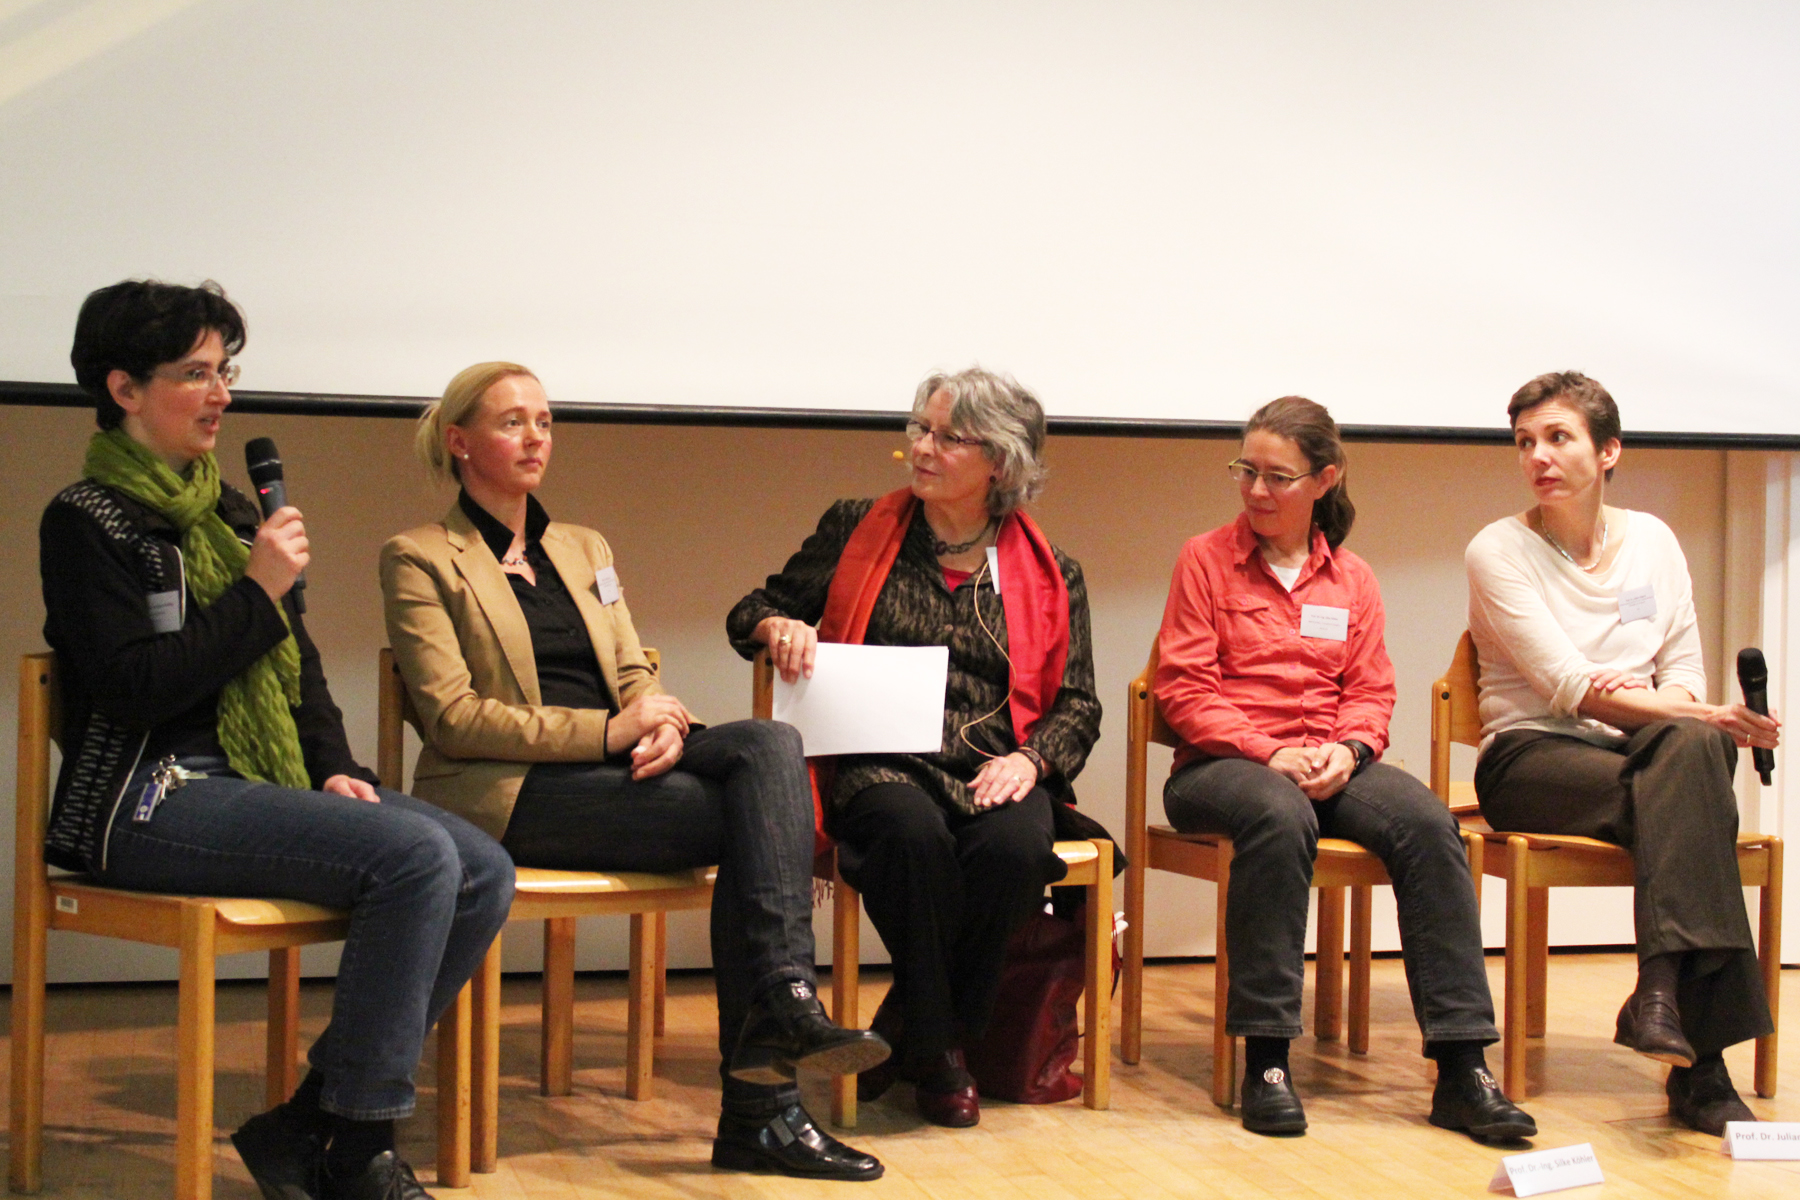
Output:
top-left (905, 420), bottom-right (987, 452)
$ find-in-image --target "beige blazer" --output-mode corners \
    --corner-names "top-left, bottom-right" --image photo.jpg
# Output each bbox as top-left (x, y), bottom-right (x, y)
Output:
top-left (379, 503), bottom-right (663, 839)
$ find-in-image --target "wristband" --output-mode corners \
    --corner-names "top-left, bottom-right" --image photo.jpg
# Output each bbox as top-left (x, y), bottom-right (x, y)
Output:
top-left (1017, 746), bottom-right (1049, 779)
top-left (1341, 739), bottom-right (1373, 771)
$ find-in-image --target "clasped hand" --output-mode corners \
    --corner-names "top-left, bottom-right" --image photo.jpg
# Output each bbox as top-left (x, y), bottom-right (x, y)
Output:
top-left (1268, 743), bottom-right (1356, 800)
top-left (606, 692), bottom-right (695, 780)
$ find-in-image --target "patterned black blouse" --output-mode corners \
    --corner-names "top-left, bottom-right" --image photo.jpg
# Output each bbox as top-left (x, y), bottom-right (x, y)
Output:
top-left (727, 499), bottom-right (1102, 817)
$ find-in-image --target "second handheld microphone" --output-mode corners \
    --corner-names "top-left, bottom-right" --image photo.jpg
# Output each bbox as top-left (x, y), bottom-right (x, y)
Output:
top-left (1736, 647), bottom-right (1775, 786)
top-left (244, 437), bottom-right (306, 614)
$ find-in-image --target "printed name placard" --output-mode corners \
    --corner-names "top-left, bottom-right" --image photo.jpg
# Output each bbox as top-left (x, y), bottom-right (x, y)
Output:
top-left (1488, 1143), bottom-right (1604, 1197)
top-left (1721, 1121), bottom-right (1800, 1160)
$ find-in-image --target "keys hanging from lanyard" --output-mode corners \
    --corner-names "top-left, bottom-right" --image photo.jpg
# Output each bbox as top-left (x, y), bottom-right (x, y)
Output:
top-left (130, 757), bottom-right (207, 823)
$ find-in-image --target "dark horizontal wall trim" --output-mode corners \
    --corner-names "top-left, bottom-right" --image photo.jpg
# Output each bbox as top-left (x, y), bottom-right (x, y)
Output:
top-left (7, 380), bottom-right (1799, 449)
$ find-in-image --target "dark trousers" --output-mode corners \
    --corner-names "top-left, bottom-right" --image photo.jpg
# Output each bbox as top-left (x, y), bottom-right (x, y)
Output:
top-left (829, 783), bottom-right (1066, 1064)
top-left (1475, 718), bottom-right (1773, 1055)
top-left (1164, 758), bottom-right (1498, 1045)
top-left (504, 719), bottom-right (817, 1118)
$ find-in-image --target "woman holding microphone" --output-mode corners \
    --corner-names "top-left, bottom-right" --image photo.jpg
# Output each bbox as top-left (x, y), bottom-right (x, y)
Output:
top-left (1467, 371), bottom-right (1778, 1134)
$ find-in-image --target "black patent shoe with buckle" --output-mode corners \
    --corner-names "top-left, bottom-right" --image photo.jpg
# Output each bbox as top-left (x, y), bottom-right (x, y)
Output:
top-left (728, 979), bottom-right (892, 1085)
top-left (712, 1104), bottom-right (885, 1181)
top-left (1428, 1063), bottom-right (1538, 1142)
top-left (1240, 1064), bottom-right (1307, 1135)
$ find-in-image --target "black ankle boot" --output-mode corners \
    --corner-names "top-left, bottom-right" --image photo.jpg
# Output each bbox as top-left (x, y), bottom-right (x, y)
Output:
top-left (727, 978), bottom-right (892, 1085)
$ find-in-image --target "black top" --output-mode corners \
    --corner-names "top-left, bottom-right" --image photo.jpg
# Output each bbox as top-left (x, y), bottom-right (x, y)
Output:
top-left (40, 481), bottom-right (373, 784)
top-left (458, 491), bottom-right (611, 712)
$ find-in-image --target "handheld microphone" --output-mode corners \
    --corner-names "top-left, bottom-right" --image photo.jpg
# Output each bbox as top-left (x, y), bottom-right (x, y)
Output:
top-left (1736, 648), bottom-right (1774, 785)
top-left (244, 438), bottom-right (306, 613)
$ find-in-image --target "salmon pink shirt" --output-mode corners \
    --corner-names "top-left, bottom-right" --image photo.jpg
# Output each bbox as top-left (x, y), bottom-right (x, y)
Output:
top-left (1154, 514), bottom-right (1395, 769)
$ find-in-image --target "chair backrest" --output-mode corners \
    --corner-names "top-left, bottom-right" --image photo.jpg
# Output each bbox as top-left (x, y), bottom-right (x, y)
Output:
top-left (1123, 641), bottom-right (1181, 853)
top-left (1428, 630), bottom-right (1482, 802)
top-left (16, 653), bottom-right (58, 890)
top-left (377, 646), bottom-right (660, 792)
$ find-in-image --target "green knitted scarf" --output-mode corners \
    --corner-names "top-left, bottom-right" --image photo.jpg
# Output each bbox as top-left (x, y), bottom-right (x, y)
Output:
top-left (84, 429), bottom-right (309, 790)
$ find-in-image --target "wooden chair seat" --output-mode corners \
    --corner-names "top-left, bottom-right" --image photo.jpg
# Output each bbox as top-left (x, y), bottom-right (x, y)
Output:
top-left (378, 647), bottom-right (715, 1175)
top-left (1430, 630), bottom-right (1783, 1101)
top-left (11, 652), bottom-right (474, 1200)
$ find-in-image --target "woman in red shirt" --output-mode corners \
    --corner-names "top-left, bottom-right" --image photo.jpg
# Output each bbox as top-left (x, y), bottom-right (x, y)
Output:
top-left (1154, 397), bottom-right (1531, 1141)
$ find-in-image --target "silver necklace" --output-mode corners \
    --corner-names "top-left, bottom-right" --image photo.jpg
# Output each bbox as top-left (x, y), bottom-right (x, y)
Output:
top-left (1538, 512), bottom-right (1608, 572)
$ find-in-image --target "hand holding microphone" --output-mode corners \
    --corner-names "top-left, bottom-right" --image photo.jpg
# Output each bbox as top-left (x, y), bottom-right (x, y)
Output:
top-left (1735, 648), bottom-right (1781, 784)
top-left (245, 438), bottom-right (308, 612)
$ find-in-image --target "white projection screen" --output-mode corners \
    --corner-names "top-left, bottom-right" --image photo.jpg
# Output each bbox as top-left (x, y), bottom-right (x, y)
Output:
top-left (2, 0), bottom-right (1797, 439)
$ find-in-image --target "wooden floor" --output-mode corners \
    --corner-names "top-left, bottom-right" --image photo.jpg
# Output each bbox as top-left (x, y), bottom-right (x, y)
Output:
top-left (5, 953), bottom-right (1798, 1198)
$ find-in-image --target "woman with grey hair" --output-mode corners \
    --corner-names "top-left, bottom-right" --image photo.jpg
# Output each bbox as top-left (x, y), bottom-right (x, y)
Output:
top-left (727, 367), bottom-right (1104, 1129)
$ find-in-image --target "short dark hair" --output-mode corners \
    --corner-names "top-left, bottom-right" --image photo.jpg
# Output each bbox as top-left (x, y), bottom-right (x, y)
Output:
top-left (70, 280), bottom-right (246, 429)
top-left (1506, 370), bottom-right (1621, 482)
top-left (1244, 395), bottom-right (1356, 549)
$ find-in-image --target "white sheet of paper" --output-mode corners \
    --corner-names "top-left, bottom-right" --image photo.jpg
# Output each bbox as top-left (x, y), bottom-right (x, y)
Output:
top-left (772, 643), bottom-right (949, 757)
top-left (1487, 1143), bottom-right (1604, 1197)
top-left (1721, 1121), bottom-right (1800, 1159)
top-left (1299, 603), bottom-right (1349, 642)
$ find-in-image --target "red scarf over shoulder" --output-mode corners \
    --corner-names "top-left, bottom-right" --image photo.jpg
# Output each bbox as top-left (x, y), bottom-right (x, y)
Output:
top-left (805, 488), bottom-right (1070, 854)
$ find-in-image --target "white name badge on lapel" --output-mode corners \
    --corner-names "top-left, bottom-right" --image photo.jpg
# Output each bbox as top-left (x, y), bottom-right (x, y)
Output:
top-left (1618, 585), bottom-right (1656, 623)
top-left (1299, 604), bottom-right (1349, 642)
top-left (595, 566), bottom-right (622, 605)
top-left (985, 545), bottom-right (1001, 595)
top-left (147, 590), bottom-right (182, 633)
top-left (1487, 1143), bottom-right (1604, 1196)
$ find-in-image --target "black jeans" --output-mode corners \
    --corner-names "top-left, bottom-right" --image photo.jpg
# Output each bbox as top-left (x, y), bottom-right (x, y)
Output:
top-left (503, 719), bottom-right (816, 1118)
top-left (829, 782), bottom-right (1066, 1065)
top-left (1475, 719), bottom-right (1773, 1055)
top-left (1164, 758), bottom-right (1498, 1045)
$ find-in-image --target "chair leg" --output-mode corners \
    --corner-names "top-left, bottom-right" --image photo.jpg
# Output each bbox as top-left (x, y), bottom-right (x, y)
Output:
top-left (1502, 838), bottom-right (1530, 1102)
top-left (265, 947), bottom-right (302, 1110)
top-left (1755, 838), bottom-right (1782, 1098)
top-left (625, 914), bottom-right (657, 1100)
top-left (1121, 854), bottom-right (1145, 1066)
top-left (1313, 887), bottom-right (1345, 1042)
top-left (1212, 842), bottom-right (1236, 1109)
top-left (652, 911), bottom-right (668, 1037)
top-left (1082, 841), bottom-right (1113, 1110)
top-left (830, 875), bottom-right (861, 1129)
top-left (435, 983), bottom-right (471, 1189)
top-left (1348, 885), bottom-right (1373, 1056)
top-left (471, 936), bottom-right (503, 1173)
top-left (1525, 887), bottom-right (1549, 1039)
top-left (176, 901), bottom-right (217, 1200)
top-left (540, 917), bottom-right (575, 1097)
top-left (9, 878), bottom-right (49, 1193)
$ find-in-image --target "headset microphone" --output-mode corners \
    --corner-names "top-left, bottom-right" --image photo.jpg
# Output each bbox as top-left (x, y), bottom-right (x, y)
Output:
top-left (244, 438), bottom-right (307, 613)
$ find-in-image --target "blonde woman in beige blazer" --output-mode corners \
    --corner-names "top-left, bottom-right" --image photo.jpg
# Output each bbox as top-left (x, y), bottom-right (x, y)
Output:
top-left (380, 363), bottom-right (888, 1182)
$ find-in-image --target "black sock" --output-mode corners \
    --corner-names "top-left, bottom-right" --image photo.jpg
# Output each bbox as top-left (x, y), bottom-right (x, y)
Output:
top-left (1637, 951), bottom-right (1681, 997)
top-left (1426, 1039), bottom-right (1488, 1075)
top-left (325, 1116), bottom-right (394, 1180)
top-left (1244, 1037), bottom-right (1290, 1075)
top-left (277, 1070), bottom-right (329, 1135)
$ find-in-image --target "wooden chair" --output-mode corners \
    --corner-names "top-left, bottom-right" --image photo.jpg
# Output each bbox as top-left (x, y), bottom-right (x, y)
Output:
top-left (1430, 630), bottom-right (1783, 1102)
top-left (377, 647), bottom-right (715, 1173)
top-left (1120, 643), bottom-right (1477, 1107)
top-left (751, 651), bottom-right (1114, 1129)
top-left (9, 651), bottom-right (474, 1200)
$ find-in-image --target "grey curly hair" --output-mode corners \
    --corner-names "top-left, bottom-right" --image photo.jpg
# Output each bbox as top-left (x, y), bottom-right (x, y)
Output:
top-left (912, 366), bottom-right (1049, 518)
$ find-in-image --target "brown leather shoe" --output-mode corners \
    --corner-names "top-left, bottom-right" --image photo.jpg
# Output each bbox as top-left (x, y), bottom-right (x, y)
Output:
top-left (1615, 989), bottom-right (1696, 1067)
top-left (914, 1049), bottom-right (979, 1128)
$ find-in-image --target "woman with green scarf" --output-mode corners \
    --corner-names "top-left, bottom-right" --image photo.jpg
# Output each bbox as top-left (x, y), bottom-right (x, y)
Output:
top-left (40, 279), bottom-right (514, 1200)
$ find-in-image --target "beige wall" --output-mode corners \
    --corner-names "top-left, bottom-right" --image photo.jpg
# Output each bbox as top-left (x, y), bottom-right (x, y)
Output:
top-left (0, 405), bottom-right (1726, 981)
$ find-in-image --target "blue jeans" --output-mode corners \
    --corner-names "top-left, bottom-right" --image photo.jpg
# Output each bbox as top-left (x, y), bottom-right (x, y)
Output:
top-left (1165, 758), bottom-right (1497, 1045)
top-left (504, 719), bottom-right (816, 1119)
top-left (98, 758), bottom-right (515, 1120)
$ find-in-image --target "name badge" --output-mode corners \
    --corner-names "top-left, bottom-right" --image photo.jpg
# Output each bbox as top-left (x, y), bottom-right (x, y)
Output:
top-left (1299, 604), bottom-right (1349, 642)
top-left (1722, 1120), bottom-right (1800, 1159)
top-left (147, 590), bottom-right (181, 633)
top-left (595, 566), bottom-right (622, 605)
top-left (985, 545), bottom-right (1001, 595)
top-left (1618, 584), bottom-right (1656, 624)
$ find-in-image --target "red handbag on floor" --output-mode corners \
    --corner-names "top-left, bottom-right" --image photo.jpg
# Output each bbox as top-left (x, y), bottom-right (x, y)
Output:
top-left (964, 904), bottom-right (1091, 1104)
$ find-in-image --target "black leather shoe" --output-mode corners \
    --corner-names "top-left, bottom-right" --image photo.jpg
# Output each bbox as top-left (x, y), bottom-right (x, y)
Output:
top-left (856, 990), bottom-right (908, 1102)
top-left (729, 979), bottom-right (892, 1085)
top-left (1428, 1063), bottom-right (1537, 1142)
top-left (231, 1107), bottom-right (323, 1200)
top-left (1667, 1059), bottom-right (1755, 1136)
top-left (322, 1150), bottom-right (430, 1200)
top-left (1240, 1064), bottom-right (1307, 1135)
top-left (712, 1104), bottom-right (884, 1181)
top-left (1615, 989), bottom-right (1696, 1067)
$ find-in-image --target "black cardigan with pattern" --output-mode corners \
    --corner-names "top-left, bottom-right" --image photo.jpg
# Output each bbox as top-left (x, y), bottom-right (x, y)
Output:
top-left (727, 499), bottom-right (1102, 817)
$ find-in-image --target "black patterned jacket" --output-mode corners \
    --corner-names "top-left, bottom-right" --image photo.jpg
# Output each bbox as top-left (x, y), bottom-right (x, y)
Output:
top-left (727, 499), bottom-right (1102, 817)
